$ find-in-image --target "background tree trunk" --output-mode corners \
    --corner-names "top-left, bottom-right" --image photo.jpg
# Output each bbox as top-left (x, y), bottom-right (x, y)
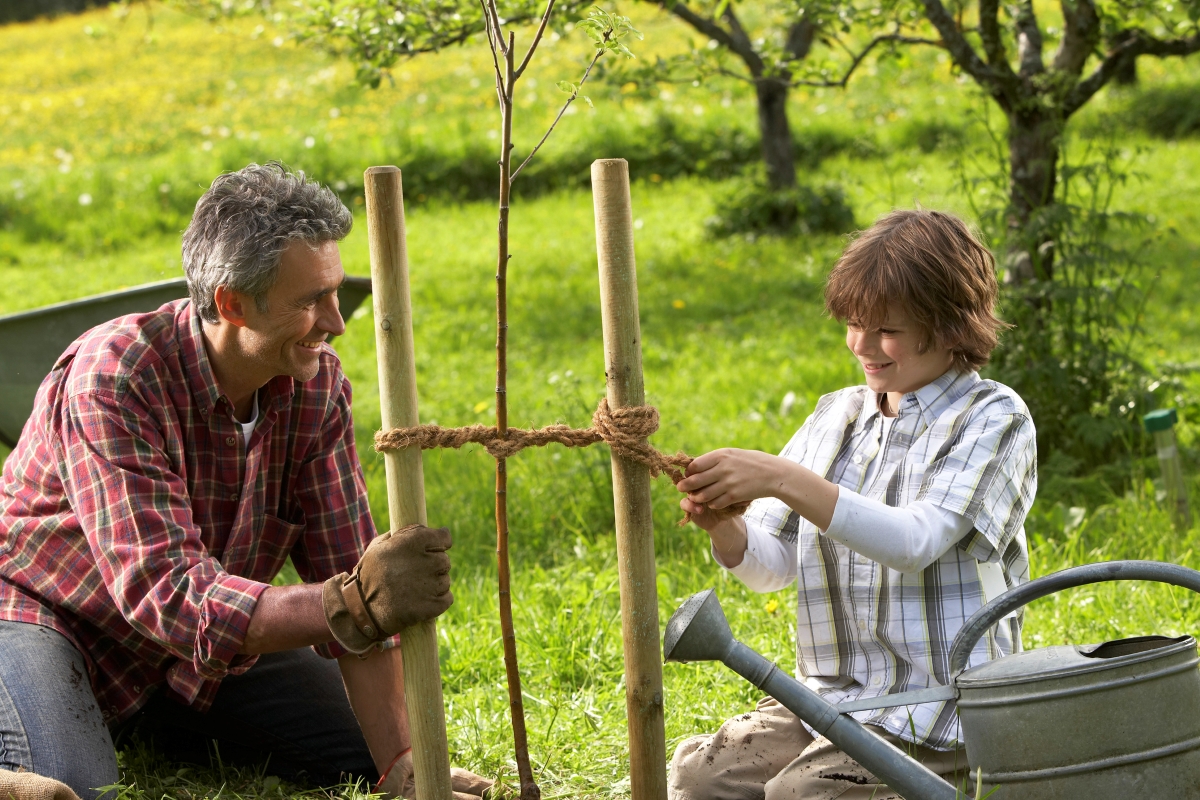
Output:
top-left (755, 78), bottom-right (797, 189)
top-left (1006, 111), bottom-right (1061, 281)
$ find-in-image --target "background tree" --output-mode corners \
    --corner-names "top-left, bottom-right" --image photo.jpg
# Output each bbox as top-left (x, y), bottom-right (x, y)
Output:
top-left (618, 0), bottom-right (896, 189)
top-left (885, 0), bottom-right (1199, 277)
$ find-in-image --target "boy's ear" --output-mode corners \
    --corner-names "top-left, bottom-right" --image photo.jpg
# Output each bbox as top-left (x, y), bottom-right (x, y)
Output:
top-left (213, 285), bottom-right (250, 328)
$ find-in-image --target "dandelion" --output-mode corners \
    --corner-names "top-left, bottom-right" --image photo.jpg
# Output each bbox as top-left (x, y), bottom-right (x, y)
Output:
top-left (634, 218), bottom-right (644, 230)
top-left (304, 136), bottom-right (316, 148)
top-left (673, 299), bottom-right (685, 309)
top-left (201, 141), bottom-right (213, 151)
top-left (329, 107), bottom-right (340, 118)
top-left (78, 193), bottom-right (92, 206)
top-left (416, 94), bottom-right (428, 104)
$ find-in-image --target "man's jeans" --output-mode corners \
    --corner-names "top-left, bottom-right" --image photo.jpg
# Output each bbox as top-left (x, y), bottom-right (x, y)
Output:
top-left (0, 621), bottom-right (377, 799)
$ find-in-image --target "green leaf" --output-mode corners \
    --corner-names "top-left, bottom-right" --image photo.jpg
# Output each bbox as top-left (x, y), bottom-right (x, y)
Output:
top-left (557, 80), bottom-right (577, 94)
top-left (581, 95), bottom-right (593, 107)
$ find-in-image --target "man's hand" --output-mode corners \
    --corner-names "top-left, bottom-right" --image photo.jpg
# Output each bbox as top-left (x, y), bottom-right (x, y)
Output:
top-left (378, 750), bottom-right (495, 800)
top-left (323, 524), bottom-right (453, 654)
top-left (0, 771), bottom-right (81, 800)
top-left (677, 448), bottom-right (787, 510)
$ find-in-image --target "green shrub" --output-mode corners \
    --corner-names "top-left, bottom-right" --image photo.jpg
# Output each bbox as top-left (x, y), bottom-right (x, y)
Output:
top-left (1122, 83), bottom-right (1200, 139)
top-left (704, 177), bottom-right (855, 238)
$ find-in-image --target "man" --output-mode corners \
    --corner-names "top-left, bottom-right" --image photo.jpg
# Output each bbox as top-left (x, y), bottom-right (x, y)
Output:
top-left (0, 164), bottom-right (490, 799)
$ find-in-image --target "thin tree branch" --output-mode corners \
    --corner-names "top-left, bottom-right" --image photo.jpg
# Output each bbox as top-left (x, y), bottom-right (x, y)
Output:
top-left (790, 32), bottom-right (941, 88)
top-left (782, 18), bottom-right (816, 62)
top-left (1065, 29), bottom-right (1200, 115)
top-left (720, 5), bottom-right (766, 75)
top-left (978, 0), bottom-right (1006, 66)
top-left (919, 0), bottom-right (1015, 105)
top-left (515, 0), bottom-right (556, 77)
top-left (662, 2), bottom-right (741, 58)
top-left (481, 0), bottom-right (506, 96)
top-left (715, 65), bottom-right (757, 84)
top-left (1014, 0), bottom-right (1046, 77)
top-left (510, 35), bottom-right (608, 181)
top-left (1052, 0), bottom-right (1100, 75)
top-left (486, 0), bottom-right (509, 56)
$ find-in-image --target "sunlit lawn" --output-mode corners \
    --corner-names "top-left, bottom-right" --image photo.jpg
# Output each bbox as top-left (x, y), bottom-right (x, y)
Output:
top-left (4, 4), bottom-right (1200, 797)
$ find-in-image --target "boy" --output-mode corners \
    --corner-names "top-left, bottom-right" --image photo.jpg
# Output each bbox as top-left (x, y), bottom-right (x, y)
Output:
top-left (670, 209), bottom-right (1036, 799)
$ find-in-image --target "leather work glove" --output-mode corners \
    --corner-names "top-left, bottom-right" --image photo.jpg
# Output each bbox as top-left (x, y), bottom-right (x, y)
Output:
top-left (322, 524), bottom-right (453, 654)
top-left (377, 750), bottom-right (495, 800)
top-left (0, 770), bottom-right (82, 800)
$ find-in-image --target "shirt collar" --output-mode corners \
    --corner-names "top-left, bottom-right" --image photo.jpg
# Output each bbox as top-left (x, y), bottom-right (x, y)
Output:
top-left (856, 368), bottom-right (980, 433)
top-left (177, 301), bottom-right (295, 422)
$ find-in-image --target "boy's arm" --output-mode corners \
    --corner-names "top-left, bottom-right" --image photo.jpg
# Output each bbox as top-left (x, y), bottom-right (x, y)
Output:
top-left (682, 497), bottom-right (797, 592)
top-left (824, 490), bottom-right (973, 572)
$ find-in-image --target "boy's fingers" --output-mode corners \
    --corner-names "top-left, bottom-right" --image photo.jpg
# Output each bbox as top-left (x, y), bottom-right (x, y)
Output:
top-left (678, 469), bottom-right (721, 493)
top-left (685, 450), bottom-right (724, 476)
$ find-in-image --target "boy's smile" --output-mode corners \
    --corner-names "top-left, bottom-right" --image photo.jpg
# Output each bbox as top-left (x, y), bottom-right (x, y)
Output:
top-left (846, 304), bottom-right (954, 414)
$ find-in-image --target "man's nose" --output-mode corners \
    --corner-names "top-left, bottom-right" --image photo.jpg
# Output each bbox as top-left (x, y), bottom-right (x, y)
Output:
top-left (320, 293), bottom-right (346, 337)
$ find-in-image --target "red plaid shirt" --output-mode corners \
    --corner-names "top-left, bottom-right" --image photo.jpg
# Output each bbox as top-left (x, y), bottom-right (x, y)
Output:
top-left (0, 299), bottom-right (379, 723)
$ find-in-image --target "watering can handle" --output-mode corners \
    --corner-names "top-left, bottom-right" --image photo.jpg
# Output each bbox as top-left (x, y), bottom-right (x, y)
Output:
top-left (947, 559), bottom-right (1200, 675)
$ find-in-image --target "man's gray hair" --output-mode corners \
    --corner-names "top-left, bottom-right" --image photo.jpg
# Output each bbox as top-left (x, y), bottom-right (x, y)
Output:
top-left (182, 162), bottom-right (353, 324)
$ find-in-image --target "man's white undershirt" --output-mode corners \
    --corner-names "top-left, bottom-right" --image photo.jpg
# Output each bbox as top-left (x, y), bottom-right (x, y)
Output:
top-left (234, 391), bottom-right (260, 449)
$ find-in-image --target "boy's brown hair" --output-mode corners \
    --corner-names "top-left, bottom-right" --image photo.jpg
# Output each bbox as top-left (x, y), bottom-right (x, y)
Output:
top-left (824, 209), bottom-right (1008, 372)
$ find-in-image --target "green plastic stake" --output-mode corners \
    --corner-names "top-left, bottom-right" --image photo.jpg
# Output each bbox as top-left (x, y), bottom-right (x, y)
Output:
top-left (1145, 409), bottom-right (1190, 531)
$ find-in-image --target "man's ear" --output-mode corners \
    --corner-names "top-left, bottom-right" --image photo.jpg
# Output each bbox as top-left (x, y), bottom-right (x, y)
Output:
top-left (213, 285), bottom-right (250, 328)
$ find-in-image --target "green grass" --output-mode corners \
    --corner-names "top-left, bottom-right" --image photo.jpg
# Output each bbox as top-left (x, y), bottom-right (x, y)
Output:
top-left (5, 3), bottom-right (1200, 797)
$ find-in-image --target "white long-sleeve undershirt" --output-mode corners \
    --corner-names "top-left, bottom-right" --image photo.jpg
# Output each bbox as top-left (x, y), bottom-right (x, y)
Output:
top-left (717, 492), bottom-right (975, 588)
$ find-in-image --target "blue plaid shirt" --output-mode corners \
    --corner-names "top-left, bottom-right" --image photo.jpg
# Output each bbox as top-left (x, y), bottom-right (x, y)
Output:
top-left (736, 369), bottom-right (1037, 750)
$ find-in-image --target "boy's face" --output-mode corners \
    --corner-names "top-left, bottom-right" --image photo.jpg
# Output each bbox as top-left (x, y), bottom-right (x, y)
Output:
top-left (845, 304), bottom-right (954, 397)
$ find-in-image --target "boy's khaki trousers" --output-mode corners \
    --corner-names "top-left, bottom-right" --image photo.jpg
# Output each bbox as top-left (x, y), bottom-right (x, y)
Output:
top-left (668, 697), bottom-right (971, 800)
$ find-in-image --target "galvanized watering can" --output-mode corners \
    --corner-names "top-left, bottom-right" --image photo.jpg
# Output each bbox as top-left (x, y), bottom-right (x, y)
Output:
top-left (664, 560), bottom-right (1200, 799)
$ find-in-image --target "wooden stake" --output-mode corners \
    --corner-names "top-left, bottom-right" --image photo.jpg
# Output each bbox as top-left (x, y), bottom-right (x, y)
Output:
top-left (364, 166), bottom-right (454, 800)
top-left (591, 158), bottom-right (668, 800)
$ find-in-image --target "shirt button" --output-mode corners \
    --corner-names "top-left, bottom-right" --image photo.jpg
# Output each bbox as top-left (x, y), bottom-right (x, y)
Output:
top-left (230, 492), bottom-right (239, 501)
top-left (857, 619), bottom-right (868, 631)
top-left (225, 436), bottom-right (237, 447)
top-left (871, 676), bottom-right (882, 686)
top-left (852, 455), bottom-right (863, 465)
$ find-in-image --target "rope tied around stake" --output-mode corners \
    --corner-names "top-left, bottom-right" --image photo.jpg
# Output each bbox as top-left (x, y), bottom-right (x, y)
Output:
top-left (374, 398), bottom-right (750, 524)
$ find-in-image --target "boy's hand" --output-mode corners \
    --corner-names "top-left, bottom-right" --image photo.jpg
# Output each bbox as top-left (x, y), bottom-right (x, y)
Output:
top-left (677, 448), bottom-right (786, 510)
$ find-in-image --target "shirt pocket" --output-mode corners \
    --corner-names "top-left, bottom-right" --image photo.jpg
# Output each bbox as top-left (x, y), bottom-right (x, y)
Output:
top-left (234, 513), bottom-right (305, 580)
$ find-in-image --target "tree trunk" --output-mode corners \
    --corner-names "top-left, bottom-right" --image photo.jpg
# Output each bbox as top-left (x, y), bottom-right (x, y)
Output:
top-left (755, 78), bottom-right (796, 190)
top-left (1006, 111), bottom-right (1061, 282)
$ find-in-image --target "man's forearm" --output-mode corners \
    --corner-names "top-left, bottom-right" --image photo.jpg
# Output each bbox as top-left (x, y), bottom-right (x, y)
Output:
top-left (340, 646), bottom-right (409, 775)
top-left (240, 583), bottom-right (332, 654)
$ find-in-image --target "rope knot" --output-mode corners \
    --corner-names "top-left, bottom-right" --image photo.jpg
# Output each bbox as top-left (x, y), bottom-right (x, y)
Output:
top-left (373, 397), bottom-right (747, 524)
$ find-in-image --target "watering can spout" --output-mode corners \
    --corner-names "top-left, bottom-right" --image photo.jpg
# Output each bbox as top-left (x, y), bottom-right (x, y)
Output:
top-left (664, 590), bottom-right (962, 800)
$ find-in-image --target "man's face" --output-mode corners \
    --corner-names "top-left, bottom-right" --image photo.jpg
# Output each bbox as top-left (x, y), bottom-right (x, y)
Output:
top-left (845, 303), bottom-right (954, 396)
top-left (238, 239), bottom-right (347, 385)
